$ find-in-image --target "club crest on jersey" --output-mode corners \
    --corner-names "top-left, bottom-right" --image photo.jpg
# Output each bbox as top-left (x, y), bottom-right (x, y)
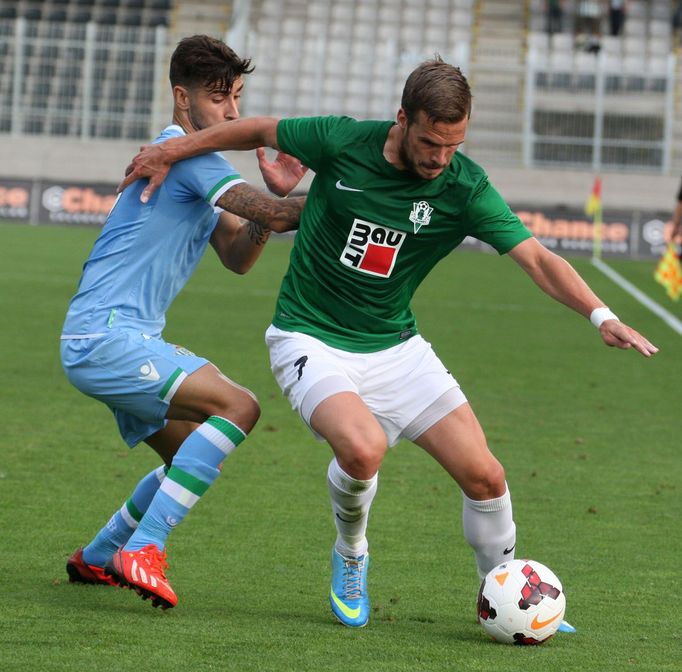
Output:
top-left (409, 200), bottom-right (433, 233)
top-left (340, 218), bottom-right (406, 277)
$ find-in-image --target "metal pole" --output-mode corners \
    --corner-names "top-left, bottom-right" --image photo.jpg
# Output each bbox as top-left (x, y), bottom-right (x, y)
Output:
top-left (242, 28), bottom-right (259, 115)
top-left (629, 212), bottom-right (640, 259)
top-left (312, 34), bottom-right (326, 115)
top-left (522, 48), bottom-right (536, 168)
top-left (454, 40), bottom-right (470, 74)
top-left (382, 39), bottom-right (397, 119)
top-left (311, 0), bottom-right (332, 116)
top-left (11, 17), bottom-right (26, 136)
top-left (150, 25), bottom-right (167, 137)
top-left (592, 50), bottom-right (606, 171)
top-left (226, 0), bottom-right (251, 56)
top-left (661, 52), bottom-right (676, 174)
top-left (81, 22), bottom-right (96, 140)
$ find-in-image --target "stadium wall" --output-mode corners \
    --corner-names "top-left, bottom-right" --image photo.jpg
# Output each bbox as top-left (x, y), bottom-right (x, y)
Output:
top-left (1, 135), bottom-right (676, 262)
top-left (2, 134), bottom-right (678, 212)
top-left (6, 119), bottom-right (675, 222)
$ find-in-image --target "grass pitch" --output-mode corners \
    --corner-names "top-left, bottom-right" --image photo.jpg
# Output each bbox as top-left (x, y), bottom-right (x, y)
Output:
top-left (0, 221), bottom-right (679, 671)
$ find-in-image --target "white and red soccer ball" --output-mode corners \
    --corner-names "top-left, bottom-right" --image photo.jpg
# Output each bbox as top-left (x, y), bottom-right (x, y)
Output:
top-left (477, 559), bottom-right (566, 645)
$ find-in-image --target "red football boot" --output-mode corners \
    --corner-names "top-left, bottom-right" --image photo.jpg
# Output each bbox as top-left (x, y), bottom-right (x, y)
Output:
top-left (66, 547), bottom-right (118, 587)
top-left (104, 544), bottom-right (177, 609)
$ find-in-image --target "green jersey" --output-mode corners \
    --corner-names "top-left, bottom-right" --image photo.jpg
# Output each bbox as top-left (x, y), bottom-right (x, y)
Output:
top-left (274, 116), bottom-right (532, 352)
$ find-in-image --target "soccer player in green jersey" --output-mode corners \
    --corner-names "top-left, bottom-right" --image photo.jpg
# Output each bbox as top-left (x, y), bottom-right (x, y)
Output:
top-left (120, 57), bottom-right (658, 627)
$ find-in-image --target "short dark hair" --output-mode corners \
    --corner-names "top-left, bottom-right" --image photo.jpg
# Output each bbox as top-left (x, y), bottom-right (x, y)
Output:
top-left (169, 35), bottom-right (254, 94)
top-left (401, 56), bottom-right (471, 125)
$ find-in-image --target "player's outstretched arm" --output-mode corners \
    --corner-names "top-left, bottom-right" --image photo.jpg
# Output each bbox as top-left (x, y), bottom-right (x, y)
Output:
top-left (509, 237), bottom-right (659, 357)
top-left (118, 117), bottom-right (282, 202)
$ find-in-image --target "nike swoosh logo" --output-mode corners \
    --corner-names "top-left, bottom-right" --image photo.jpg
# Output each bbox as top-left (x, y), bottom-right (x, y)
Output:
top-left (503, 544), bottom-right (515, 555)
top-left (330, 588), bottom-right (361, 619)
top-left (531, 612), bottom-right (561, 630)
top-left (335, 512), bottom-right (355, 523)
top-left (335, 179), bottom-right (364, 192)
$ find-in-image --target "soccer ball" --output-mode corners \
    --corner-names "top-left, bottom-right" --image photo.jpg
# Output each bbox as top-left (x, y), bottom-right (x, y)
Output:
top-left (477, 559), bottom-right (566, 645)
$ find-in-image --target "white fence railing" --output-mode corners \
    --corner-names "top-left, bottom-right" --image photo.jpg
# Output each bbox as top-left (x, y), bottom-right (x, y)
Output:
top-left (523, 47), bottom-right (677, 173)
top-left (0, 18), bottom-right (166, 140)
top-left (0, 16), bottom-right (678, 174)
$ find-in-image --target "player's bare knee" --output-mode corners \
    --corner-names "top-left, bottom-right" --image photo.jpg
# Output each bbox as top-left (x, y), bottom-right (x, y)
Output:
top-left (229, 391), bottom-right (261, 433)
top-left (466, 461), bottom-right (506, 500)
top-left (207, 387), bottom-right (260, 433)
top-left (339, 438), bottom-right (386, 480)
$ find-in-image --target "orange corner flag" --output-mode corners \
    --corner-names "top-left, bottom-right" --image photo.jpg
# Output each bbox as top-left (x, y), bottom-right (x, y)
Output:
top-left (654, 243), bottom-right (682, 301)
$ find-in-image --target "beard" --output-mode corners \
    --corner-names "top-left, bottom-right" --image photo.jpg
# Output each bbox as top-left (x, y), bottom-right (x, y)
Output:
top-left (398, 135), bottom-right (446, 180)
top-left (188, 109), bottom-right (209, 132)
top-left (398, 136), bottom-right (421, 178)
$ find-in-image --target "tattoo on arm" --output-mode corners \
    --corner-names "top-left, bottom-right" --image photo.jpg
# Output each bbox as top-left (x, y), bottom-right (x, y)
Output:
top-left (246, 220), bottom-right (270, 246)
top-left (216, 183), bottom-right (301, 231)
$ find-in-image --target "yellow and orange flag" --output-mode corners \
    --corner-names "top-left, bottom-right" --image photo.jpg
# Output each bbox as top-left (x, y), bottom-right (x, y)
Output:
top-left (585, 177), bottom-right (603, 259)
top-left (585, 177), bottom-right (602, 220)
top-left (654, 243), bottom-right (682, 301)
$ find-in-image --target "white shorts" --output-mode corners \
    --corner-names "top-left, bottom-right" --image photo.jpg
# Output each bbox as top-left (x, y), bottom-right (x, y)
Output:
top-left (265, 325), bottom-right (467, 447)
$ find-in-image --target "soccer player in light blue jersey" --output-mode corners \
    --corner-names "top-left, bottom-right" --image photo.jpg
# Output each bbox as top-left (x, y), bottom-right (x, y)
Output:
top-left (61, 35), bottom-right (306, 609)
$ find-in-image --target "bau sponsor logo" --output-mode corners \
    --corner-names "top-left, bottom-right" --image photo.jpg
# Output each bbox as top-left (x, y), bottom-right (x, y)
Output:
top-left (41, 184), bottom-right (117, 224)
top-left (340, 218), bottom-right (406, 277)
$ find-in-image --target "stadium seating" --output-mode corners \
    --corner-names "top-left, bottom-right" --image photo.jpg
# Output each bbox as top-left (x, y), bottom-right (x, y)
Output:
top-left (525, 0), bottom-right (676, 170)
top-left (527, 0), bottom-right (674, 84)
top-left (0, 0), bottom-right (171, 25)
top-left (0, 0), bottom-right (679, 172)
top-left (0, 0), bottom-right (173, 139)
top-left (243, 0), bottom-right (474, 120)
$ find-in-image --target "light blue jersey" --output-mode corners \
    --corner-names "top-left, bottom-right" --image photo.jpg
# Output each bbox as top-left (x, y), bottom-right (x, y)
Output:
top-left (60, 125), bottom-right (246, 446)
top-left (62, 125), bottom-right (244, 339)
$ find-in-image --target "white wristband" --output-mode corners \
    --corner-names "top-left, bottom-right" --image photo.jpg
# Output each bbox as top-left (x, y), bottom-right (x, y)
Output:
top-left (590, 307), bottom-right (619, 328)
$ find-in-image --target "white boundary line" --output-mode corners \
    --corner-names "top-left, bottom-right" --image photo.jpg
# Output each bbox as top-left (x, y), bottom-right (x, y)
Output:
top-left (591, 256), bottom-right (682, 336)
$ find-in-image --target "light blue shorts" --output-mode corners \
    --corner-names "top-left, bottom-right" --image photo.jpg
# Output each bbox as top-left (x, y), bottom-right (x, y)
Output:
top-left (60, 330), bottom-right (209, 447)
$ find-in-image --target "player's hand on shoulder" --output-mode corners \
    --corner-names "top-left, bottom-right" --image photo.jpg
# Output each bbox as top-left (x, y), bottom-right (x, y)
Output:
top-left (599, 319), bottom-right (659, 357)
top-left (118, 143), bottom-right (171, 203)
top-left (256, 147), bottom-right (308, 197)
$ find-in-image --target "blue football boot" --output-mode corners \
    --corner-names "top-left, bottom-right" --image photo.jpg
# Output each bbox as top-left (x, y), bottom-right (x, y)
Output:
top-left (329, 547), bottom-right (370, 628)
top-left (558, 619), bottom-right (577, 633)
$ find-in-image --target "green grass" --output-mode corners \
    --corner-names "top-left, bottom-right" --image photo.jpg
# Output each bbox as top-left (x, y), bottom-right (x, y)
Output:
top-left (0, 221), bottom-right (680, 671)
